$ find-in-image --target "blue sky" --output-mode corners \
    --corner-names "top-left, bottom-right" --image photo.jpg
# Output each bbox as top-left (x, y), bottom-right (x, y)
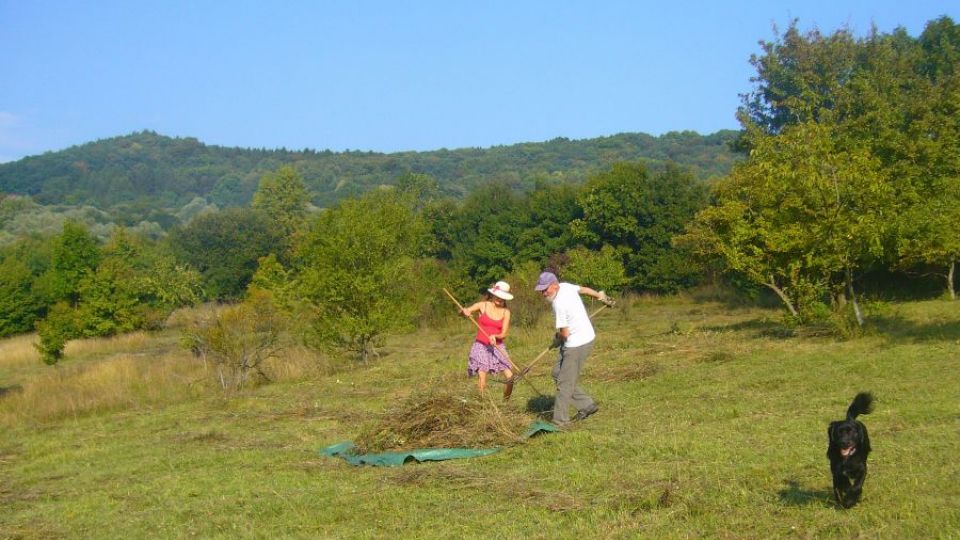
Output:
top-left (1, 1), bottom-right (956, 163)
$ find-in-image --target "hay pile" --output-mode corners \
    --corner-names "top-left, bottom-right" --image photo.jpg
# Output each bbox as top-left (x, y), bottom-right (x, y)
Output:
top-left (352, 386), bottom-right (534, 454)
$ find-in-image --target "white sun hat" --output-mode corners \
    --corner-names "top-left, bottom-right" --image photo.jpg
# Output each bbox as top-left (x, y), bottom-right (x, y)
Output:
top-left (488, 281), bottom-right (514, 300)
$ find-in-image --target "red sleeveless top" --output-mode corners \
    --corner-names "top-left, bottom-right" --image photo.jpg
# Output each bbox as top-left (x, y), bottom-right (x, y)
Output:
top-left (475, 311), bottom-right (504, 345)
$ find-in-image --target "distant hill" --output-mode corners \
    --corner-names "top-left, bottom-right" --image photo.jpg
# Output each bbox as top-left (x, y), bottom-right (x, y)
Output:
top-left (0, 130), bottom-right (741, 210)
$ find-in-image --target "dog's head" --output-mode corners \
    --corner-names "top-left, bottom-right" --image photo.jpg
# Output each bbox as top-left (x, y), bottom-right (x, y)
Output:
top-left (829, 420), bottom-right (863, 459)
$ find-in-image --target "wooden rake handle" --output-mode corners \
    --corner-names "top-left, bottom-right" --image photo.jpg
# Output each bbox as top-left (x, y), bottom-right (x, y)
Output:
top-left (442, 287), bottom-right (546, 397)
top-left (511, 303), bottom-right (611, 384)
top-left (442, 287), bottom-right (518, 371)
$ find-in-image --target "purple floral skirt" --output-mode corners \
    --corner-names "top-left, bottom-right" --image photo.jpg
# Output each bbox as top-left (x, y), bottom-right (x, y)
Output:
top-left (466, 341), bottom-right (512, 376)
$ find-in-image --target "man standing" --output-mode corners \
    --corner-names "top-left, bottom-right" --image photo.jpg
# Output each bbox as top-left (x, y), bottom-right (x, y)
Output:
top-left (534, 271), bottom-right (614, 427)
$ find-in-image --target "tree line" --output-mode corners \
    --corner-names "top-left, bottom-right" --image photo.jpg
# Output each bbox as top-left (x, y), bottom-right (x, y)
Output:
top-left (0, 161), bottom-right (709, 363)
top-left (0, 16), bottom-right (957, 366)
top-left (0, 129), bottom-right (737, 212)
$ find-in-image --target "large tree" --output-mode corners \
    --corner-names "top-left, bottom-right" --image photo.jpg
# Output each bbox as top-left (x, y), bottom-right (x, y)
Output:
top-left (895, 17), bottom-right (960, 298)
top-left (513, 181), bottom-right (582, 266)
top-left (35, 220), bottom-right (100, 306)
top-left (679, 121), bottom-right (892, 323)
top-left (572, 162), bottom-right (707, 292)
top-left (444, 181), bottom-right (527, 285)
top-left (730, 17), bottom-right (960, 307)
top-left (251, 165), bottom-right (310, 261)
top-left (168, 208), bottom-right (280, 300)
top-left (294, 189), bottom-right (429, 360)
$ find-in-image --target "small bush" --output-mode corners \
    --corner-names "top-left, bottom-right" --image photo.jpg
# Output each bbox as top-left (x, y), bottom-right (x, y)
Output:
top-left (183, 291), bottom-right (287, 392)
top-left (35, 302), bottom-right (81, 365)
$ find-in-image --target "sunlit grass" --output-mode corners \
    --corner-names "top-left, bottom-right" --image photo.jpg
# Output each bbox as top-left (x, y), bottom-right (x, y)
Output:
top-left (1, 296), bottom-right (959, 537)
top-left (0, 323), bottom-right (332, 426)
top-left (0, 351), bottom-right (204, 425)
top-left (63, 330), bottom-right (152, 358)
top-left (0, 333), bottom-right (39, 370)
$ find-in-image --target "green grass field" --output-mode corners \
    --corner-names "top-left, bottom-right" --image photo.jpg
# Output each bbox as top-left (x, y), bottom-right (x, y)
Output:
top-left (2, 295), bottom-right (959, 538)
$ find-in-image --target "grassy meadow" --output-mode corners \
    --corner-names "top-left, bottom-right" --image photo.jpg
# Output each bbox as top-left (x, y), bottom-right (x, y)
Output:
top-left (1, 293), bottom-right (959, 538)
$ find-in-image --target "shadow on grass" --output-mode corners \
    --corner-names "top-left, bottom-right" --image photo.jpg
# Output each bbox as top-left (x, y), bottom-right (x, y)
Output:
top-left (526, 395), bottom-right (555, 419)
top-left (0, 384), bottom-right (23, 399)
top-left (778, 479), bottom-right (831, 507)
top-left (870, 314), bottom-right (960, 343)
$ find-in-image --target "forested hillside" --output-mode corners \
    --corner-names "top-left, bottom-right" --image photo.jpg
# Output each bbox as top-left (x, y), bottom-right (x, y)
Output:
top-left (0, 130), bottom-right (739, 209)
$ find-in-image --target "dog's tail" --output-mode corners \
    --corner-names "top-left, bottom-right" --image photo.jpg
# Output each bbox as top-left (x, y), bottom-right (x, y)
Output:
top-left (846, 392), bottom-right (874, 421)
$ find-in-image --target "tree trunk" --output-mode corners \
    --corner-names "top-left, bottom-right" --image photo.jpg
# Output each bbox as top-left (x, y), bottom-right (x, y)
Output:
top-left (845, 268), bottom-right (863, 327)
top-left (217, 366), bottom-right (227, 390)
top-left (359, 339), bottom-right (370, 363)
top-left (948, 260), bottom-right (956, 301)
top-left (764, 276), bottom-right (799, 318)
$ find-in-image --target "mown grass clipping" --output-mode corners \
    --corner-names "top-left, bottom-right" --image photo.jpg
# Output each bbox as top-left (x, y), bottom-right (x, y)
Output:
top-left (352, 380), bottom-right (534, 454)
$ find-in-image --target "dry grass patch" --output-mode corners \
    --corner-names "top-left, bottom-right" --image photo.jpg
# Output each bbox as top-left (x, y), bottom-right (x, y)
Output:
top-left (0, 334), bottom-right (39, 370)
top-left (0, 352), bottom-right (204, 425)
top-left (594, 359), bottom-right (660, 382)
top-left (63, 331), bottom-right (152, 358)
top-left (261, 344), bottom-right (333, 382)
top-left (389, 463), bottom-right (488, 488)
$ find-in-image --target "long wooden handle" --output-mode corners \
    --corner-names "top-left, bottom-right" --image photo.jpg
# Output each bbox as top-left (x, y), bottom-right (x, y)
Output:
top-left (513, 303), bottom-right (611, 382)
top-left (442, 288), bottom-right (518, 372)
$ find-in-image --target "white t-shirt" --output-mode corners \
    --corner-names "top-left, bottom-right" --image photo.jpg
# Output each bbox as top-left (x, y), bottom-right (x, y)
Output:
top-left (551, 282), bottom-right (596, 348)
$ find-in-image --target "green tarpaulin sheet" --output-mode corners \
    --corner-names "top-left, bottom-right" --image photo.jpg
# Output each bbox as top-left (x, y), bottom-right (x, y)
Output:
top-left (321, 420), bottom-right (559, 467)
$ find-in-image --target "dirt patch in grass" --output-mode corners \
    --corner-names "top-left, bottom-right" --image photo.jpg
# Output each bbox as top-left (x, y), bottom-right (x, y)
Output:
top-left (0, 485), bottom-right (44, 505)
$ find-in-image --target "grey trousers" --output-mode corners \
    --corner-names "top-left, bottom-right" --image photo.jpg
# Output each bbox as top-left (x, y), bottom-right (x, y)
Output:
top-left (551, 341), bottom-right (595, 424)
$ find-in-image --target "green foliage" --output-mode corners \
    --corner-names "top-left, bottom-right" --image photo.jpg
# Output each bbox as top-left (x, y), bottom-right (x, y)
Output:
top-left (739, 21), bottom-right (859, 133)
top-left (44, 221), bottom-right (101, 305)
top-left (573, 162), bottom-right (707, 292)
top-left (408, 258), bottom-right (471, 329)
top-left (248, 254), bottom-right (293, 303)
top-left (562, 245), bottom-right (628, 294)
top-left (252, 166), bottom-right (310, 261)
top-left (28, 228), bottom-right (204, 358)
top-left (294, 189), bottom-right (429, 360)
top-left (137, 256), bottom-right (203, 312)
top-left (167, 208), bottom-right (281, 300)
top-left (445, 181), bottom-right (528, 285)
top-left (689, 17), bottom-right (960, 317)
top-left (75, 256), bottom-right (145, 337)
top-left (513, 182), bottom-right (582, 265)
top-left (35, 302), bottom-right (81, 365)
top-left (183, 291), bottom-right (286, 392)
top-left (896, 178), bottom-right (960, 298)
top-left (394, 172), bottom-right (440, 211)
top-left (0, 256), bottom-right (45, 336)
top-left (680, 122), bottom-right (892, 319)
top-left (0, 130), bottom-right (740, 211)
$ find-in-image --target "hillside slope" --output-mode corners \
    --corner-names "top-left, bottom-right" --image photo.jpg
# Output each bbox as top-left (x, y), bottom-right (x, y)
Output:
top-left (1, 296), bottom-right (958, 537)
top-left (0, 130), bottom-right (740, 209)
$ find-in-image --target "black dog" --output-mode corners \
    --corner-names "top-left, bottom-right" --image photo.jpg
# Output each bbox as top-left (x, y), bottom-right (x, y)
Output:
top-left (827, 392), bottom-right (874, 508)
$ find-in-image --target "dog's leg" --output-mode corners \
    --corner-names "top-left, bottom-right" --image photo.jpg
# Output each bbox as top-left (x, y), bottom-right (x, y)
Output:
top-left (832, 466), bottom-right (851, 506)
top-left (844, 465), bottom-right (867, 508)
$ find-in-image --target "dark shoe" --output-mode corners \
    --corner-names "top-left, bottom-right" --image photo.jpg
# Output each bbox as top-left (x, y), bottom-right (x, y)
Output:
top-left (573, 405), bottom-right (599, 422)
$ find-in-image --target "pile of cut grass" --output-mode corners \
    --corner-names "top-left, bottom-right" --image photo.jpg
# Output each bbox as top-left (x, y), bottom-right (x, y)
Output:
top-left (353, 381), bottom-right (534, 453)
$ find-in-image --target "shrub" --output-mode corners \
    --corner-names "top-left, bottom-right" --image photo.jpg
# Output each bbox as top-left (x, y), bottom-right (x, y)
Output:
top-left (182, 291), bottom-right (286, 392)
